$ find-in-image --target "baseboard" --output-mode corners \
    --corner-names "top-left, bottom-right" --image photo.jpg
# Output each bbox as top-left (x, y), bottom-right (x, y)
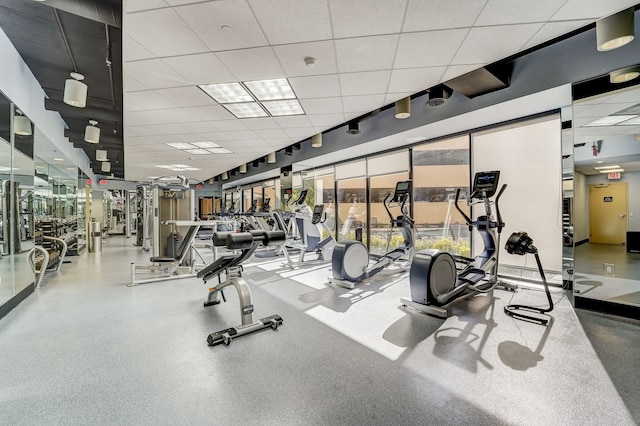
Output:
top-left (574, 296), bottom-right (640, 320)
top-left (0, 282), bottom-right (35, 321)
top-left (575, 239), bottom-right (589, 247)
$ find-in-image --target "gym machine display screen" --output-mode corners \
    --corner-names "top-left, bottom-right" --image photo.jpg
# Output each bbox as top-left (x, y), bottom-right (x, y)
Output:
top-left (472, 170), bottom-right (500, 198)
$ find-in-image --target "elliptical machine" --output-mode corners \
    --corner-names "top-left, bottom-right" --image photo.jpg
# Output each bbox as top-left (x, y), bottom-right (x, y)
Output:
top-left (330, 180), bottom-right (414, 289)
top-left (401, 170), bottom-right (514, 318)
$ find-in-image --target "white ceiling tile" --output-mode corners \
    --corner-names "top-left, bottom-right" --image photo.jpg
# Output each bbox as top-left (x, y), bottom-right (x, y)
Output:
top-left (476, 0), bottom-right (566, 26)
top-left (342, 94), bottom-right (386, 113)
top-left (126, 110), bottom-right (166, 126)
top-left (126, 90), bottom-right (177, 110)
top-left (289, 75), bottom-right (341, 99)
top-left (126, 8), bottom-right (209, 57)
top-left (451, 24), bottom-right (543, 65)
top-left (227, 131), bottom-right (260, 140)
top-left (125, 0), bottom-right (168, 13)
top-left (284, 127), bottom-right (313, 139)
top-left (123, 75), bottom-right (148, 92)
top-left (152, 108), bottom-right (199, 123)
top-left (210, 120), bottom-right (249, 132)
top-left (308, 113), bottom-right (345, 127)
top-left (124, 36), bottom-right (156, 62)
top-left (575, 103), bottom-right (638, 118)
top-left (273, 41), bottom-right (338, 77)
top-left (552, 0), bottom-right (639, 20)
top-left (335, 35), bottom-right (399, 73)
top-left (175, 1), bottom-right (268, 51)
top-left (154, 86), bottom-right (216, 108)
top-left (165, 0), bottom-right (205, 5)
top-left (162, 53), bottom-right (236, 86)
top-left (273, 115), bottom-right (313, 128)
top-left (238, 139), bottom-right (272, 147)
top-left (124, 101), bottom-right (145, 112)
top-left (254, 128), bottom-right (289, 139)
top-left (125, 126), bottom-right (161, 137)
top-left (178, 121), bottom-right (218, 134)
top-left (125, 59), bottom-right (191, 90)
top-left (145, 123), bottom-right (192, 135)
top-left (440, 64), bottom-right (484, 82)
top-left (403, 0), bottom-right (487, 32)
top-left (387, 67), bottom-right (446, 93)
top-left (248, 0), bottom-right (332, 44)
top-left (185, 105), bottom-right (236, 121)
top-left (329, 0), bottom-right (407, 38)
top-left (196, 131), bottom-right (237, 141)
top-left (299, 97), bottom-right (343, 114)
top-left (523, 20), bottom-right (594, 50)
top-left (339, 71), bottom-right (391, 96)
top-left (216, 47), bottom-right (285, 81)
top-left (239, 118), bottom-right (281, 130)
top-left (395, 30), bottom-right (469, 69)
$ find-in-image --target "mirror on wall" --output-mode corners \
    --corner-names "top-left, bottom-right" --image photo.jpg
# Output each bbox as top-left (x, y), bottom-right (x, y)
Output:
top-left (572, 84), bottom-right (640, 309)
top-left (0, 91), bottom-right (35, 307)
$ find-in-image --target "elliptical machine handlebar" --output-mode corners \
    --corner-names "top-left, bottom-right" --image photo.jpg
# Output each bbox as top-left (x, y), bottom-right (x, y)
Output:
top-left (494, 183), bottom-right (507, 233)
top-left (454, 188), bottom-right (473, 229)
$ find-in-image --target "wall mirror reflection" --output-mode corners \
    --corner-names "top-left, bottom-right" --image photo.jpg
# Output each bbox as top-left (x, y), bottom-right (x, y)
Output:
top-left (573, 83), bottom-right (640, 310)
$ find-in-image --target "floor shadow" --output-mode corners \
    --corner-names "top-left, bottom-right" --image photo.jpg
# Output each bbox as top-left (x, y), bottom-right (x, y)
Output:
top-left (497, 316), bottom-right (555, 371)
top-left (383, 306), bottom-right (444, 348)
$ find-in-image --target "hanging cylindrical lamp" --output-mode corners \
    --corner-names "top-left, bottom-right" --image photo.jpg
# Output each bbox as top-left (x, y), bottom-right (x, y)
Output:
top-left (239, 164), bottom-right (247, 173)
top-left (96, 149), bottom-right (108, 162)
top-left (222, 171), bottom-right (229, 180)
top-left (311, 133), bottom-right (322, 148)
top-left (14, 110), bottom-right (32, 136)
top-left (101, 162), bottom-right (111, 173)
top-left (63, 72), bottom-right (88, 108)
top-left (395, 97), bottom-right (411, 119)
top-left (267, 152), bottom-right (276, 163)
top-left (85, 120), bottom-right (100, 143)
top-left (596, 7), bottom-right (635, 51)
top-left (610, 65), bottom-right (640, 83)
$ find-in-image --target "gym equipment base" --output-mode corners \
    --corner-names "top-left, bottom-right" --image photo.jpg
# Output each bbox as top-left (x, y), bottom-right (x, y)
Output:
top-left (208, 315), bottom-right (283, 346)
top-left (328, 265), bottom-right (410, 290)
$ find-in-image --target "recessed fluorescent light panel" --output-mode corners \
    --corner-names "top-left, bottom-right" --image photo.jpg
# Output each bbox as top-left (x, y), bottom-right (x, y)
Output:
top-left (594, 165), bottom-right (621, 170)
top-left (584, 115), bottom-right (638, 126)
top-left (262, 99), bottom-right (304, 116)
top-left (155, 164), bottom-right (202, 172)
top-left (167, 142), bottom-right (197, 150)
top-left (599, 168), bottom-right (624, 173)
top-left (223, 102), bottom-right (268, 118)
top-left (191, 141), bottom-right (221, 148)
top-left (199, 78), bottom-right (304, 118)
top-left (185, 149), bottom-right (211, 155)
top-left (207, 147), bottom-right (233, 154)
top-left (199, 82), bottom-right (253, 103)
top-left (244, 78), bottom-right (296, 101)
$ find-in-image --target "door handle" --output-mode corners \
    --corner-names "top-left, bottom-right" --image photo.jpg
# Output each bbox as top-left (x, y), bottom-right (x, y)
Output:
top-left (618, 214), bottom-right (627, 219)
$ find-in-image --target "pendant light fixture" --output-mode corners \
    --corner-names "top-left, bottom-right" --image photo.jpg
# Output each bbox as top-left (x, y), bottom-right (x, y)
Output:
top-left (267, 152), bottom-right (276, 163)
top-left (239, 164), bottom-right (247, 173)
top-left (311, 133), bottom-right (323, 148)
top-left (394, 97), bottom-right (411, 119)
top-left (346, 121), bottom-right (360, 135)
top-left (85, 120), bottom-right (100, 143)
top-left (610, 65), bottom-right (640, 83)
top-left (101, 162), bottom-right (111, 173)
top-left (222, 171), bottom-right (229, 180)
top-left (63, 72), bottom-right (88, 108)
top-left (96, 149), bottom-right (108, 162)
top-left (596, 7), bottom-right (635, 51)
top-left (14, 110), bottom-right (32, 136)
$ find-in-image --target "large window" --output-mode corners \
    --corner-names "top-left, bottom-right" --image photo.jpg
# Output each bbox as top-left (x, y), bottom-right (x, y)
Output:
top-left (337, 177), bottom-right (367, 244)
top-left (412, 135), bottom-right (470, 257)
top-left (369, 172), bottom-right (410, 255)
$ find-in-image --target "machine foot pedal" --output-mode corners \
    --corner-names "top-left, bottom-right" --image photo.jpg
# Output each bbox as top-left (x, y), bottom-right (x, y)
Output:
top-left (206, 314), bottom-right (283, 346)
top-left (204, 300), bottom-right (221, 307)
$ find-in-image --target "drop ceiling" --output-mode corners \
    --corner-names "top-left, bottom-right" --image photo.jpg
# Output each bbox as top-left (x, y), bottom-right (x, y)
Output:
top-left (123, 0), bottom-right (639, 183)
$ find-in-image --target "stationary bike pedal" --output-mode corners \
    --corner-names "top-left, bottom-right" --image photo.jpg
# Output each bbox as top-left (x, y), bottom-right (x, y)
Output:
top-left (203, 300), bottom-right (221, 307)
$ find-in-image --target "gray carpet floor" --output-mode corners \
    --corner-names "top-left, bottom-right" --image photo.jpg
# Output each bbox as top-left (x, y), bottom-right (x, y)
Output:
top-left (0, 236), bottom-right (635, 425)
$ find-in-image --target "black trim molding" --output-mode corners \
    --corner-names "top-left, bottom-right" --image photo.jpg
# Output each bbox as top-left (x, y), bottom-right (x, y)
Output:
top-left (0, 283), bottom-right (34, 321)
top-left (575, 296), bottom-right (640, 320)
top-left (575, 239), bottom-right (589, 247)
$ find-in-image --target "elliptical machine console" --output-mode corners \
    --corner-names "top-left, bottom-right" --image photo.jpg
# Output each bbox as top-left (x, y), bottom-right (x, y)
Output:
top-left (401, 170), bottom-right (513, 318)
top-left (330, 180), bottom-right (414, 289)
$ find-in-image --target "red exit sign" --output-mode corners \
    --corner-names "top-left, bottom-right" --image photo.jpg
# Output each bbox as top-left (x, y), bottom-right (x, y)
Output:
top-left (608, 172), bottom-right (621, 180)
top-left (99, 179), bottom-right (108, 185)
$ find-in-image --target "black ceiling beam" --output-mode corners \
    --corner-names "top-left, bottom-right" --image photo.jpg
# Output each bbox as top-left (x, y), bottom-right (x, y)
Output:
top-left (65, 130), bottom-right (122, 143)
top-left (41, 0), bottom-right (121, 28)
top-left (46, 99), bottom-right (120, 122)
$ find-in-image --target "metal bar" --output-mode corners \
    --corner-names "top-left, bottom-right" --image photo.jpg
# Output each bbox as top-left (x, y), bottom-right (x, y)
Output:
top-left (53, 9), bottom-right (77, 73)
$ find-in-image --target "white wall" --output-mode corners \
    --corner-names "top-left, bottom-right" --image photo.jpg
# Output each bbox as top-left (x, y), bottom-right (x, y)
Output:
top-left (574, 171), bottom-right (589, 242)
top-left (0, 28), bottom-right (95, 181)
top-left (472, 115), bottom-right (563, 272)
top-left (586, 171), bottom-right (640, 232)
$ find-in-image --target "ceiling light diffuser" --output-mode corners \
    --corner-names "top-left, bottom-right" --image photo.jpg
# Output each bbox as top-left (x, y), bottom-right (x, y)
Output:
top-left (199, 82), bottom-right (253, 103)
top-left (207, 148), bottom-right (233, 154)
top-left (261, 99), bottom-right (304, 116)
top-left (191, 141), bottom-right (221, 148)
top-left (584, 115), bottom-right (637, 126)
top-left (599, 168), bottom-right (624, 173)
top-left (185, 149), bottom-right (211, 155)
top-left (594, 165), bottom-right (621, 170)
top-left (244, 78), bottom-right (296, 101)
top-left (223, 102), bottom-right (268, 118)
top-left (167, 142), bottom-right (197, 150)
